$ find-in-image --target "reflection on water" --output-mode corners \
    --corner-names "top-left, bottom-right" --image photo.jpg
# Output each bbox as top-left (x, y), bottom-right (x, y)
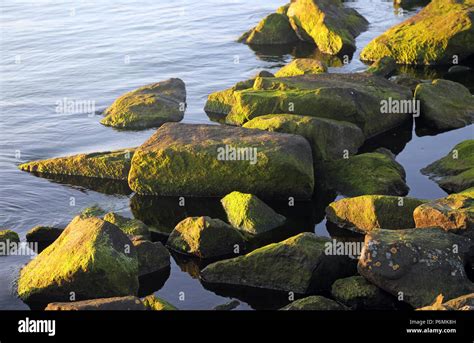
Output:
top-left (359, 119), bottom-right (414, 155)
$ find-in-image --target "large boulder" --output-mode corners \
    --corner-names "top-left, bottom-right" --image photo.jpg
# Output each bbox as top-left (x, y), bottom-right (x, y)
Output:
top-left (366, 57), bottom-right (397, 78)
top-left (131, 238), bottom-right (170, 276)
top-left (417, 293), bottom-right (474, 311)
top-left (238, 13), bottom-right (299, 45)
top-left (101, 79), bottom-right (186, 129)
top-left (421, 140), bottom-right (474, 193)
top-left (358, 228), bottom-right (474, 308)
top-left (360, 0), bottom-right (474, 65)
top-left (45, 296), bottom-right (146, 310)
top-left (415, 79), bottom-right (474, 130)
top-left (128, 123), bottom-right (314, 199)
top-left (243, 114), bottom-right (364, 162)
top-left (274, 58), bottom-right (327, 77)
top-left (103, 212), bottom-right (150, 238)
top-left (205, 73), bottom-right (412, 139)
top-left (326, 195), bottom-right (426, 233)
top-left (200, 232), bottom-right (356, 294)
top-left (19, 148), bottom-right (135, 180)
top-left (220, 191), bottom-right (286, 236)
top-left (17, 216), bottom-right (139, 303)
top-left (166, 216), bottom-right (245, 258)
top-left (280, 295), bottom-right (348, 310)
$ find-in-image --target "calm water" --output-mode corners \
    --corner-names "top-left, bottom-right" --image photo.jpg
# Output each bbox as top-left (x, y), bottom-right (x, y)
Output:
top-left (0, 0), bottom-right (472, 310)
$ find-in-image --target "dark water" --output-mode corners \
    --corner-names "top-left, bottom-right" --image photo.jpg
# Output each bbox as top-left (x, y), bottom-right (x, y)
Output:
top-left (0, 0), bottom-right (472, 310)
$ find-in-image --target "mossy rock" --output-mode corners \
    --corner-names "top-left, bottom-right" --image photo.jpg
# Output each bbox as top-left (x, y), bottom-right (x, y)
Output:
top-left (103, 212), bottom-right (150, 238)
top-left (0, 230), bottom-right (20, 244)
top-left (389, 74), bottom-right (422, 93)
top-left (358, 228), bottom-right (474, 308)
top-left (323, 149), bottom-right (409, 196)
top-left (142, 294), bottom-right (178, 310)
top-left (221, 191), bottom-right (286, 236)
top-left (101, 79), bottom-right (186, 130)
top-left (79, 205), bottom-right (106, 219)
top-left (19, 148), bottom-right (135, 180)
top-left (421, 140), bottom-right (474, 193)
top-left (274, 58), bottom-right (327, 77)
top-left (166, 216), bottom-right (245, 259)
top-left (280, 295), bottom-right (348, 310)
top-left (287, 0), bottom-right (368, 55)
top-left (130, 237), bottom-right (170, 276)
top-left (360, 0), bottom-right (474, 65)
top-left (26, 226), bottom-right (63, 243)
top-left (326, 195), bottom-right (426, 233)
top-left (417, 293), bottom-right (474, 311)
top-left (366, 56), bottom-right (397, 78)
top-left (201, 232), bottom-right (356, 294)
top-left (45, 296), bottom-right (146, 310)
top-left (239, 13), bottom-right (299, 45)
top-left (243, 114), bottom-right (364, 162)
top-left (128, 123), bottom-right (314, 199)
top-left (415, 79), bottom-right (474, 130)
top-left (17, 216), bottom-right (139, 303)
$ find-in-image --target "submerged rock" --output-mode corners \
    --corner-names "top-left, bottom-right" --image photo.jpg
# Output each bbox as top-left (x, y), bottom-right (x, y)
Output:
top-left (201, 232), bottom-right (356, 294)
top-left (103, 212), bottom-right (150, 238)
top-left (326, 195), bottom-right (425, 233)
top-left (281, 295), bottom-right (348, 310)
top-left (131, 238), bottom-right (170, 276)
top-left (19, 148), bottom-right (135, 180)
top-left (128, 123), bottom-right (314, 199)
top-left (415, 79), bottom-right (474, 130)
top-left (142, 294), bottom-right (178, 310)
top-left (417, 293), bottom-right (474, 311)
top-left (45, 296), bottom-right (146, 310)
top-left (274, 58), bottom-right (327, 77)
top-left (167, 216), bottom-right (245, 258)
top-left (0, 230), bottom-right (20, 244)
top-left (238, 13), bottom-right (299, 45)
top-left (101, 78), bottom-right (186, 130)
top-left (17, 216), bottom-right (139, 303)
top-left (213, 300), bottom-right (241, 311)
top-left (220, 191), bottom-right (286, 237)
top-left (366, 57), bottom-right (397, 78)
top-left (421, 140), bottom-right (474, 193)
top-left (361, 0), bottom-right (474, 65)
top-left (358, 228), bottom-right (474, 308)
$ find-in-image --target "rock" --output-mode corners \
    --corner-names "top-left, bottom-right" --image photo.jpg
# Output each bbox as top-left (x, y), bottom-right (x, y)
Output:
top-left (255, 70), bottom-right (274, 78)
top-left (243, 114), bottom-right (364, 162)
top-left (128, 123), bottom-right (314, 199)
top-left (26, 226), bottom-right (63, 246)
top-left (201, 232), bottom-right (356, 294)
top-left (0, 229), bottom-right (20, 244)
top-left (17, 216), bottom-right (139, 303)
top-left (286, 0), bottom-right (368, 55)
top-left (448, 65), bottom-right (471, 74)
top-left (331, 276), bottom-right (397, 309)
top-left (205, 72), bottom-right (412, 138)
top-left (45, 296), bottom-right (146, 310)
top-left (280, 295), bottom-right (348, 310)
top-left (274, 58), bottom-right (327, 77)
top-left (166, 216), bottom-right (245, 258)
top-left (101, 79), bottom-right (186, 130)
top-left (220, 191), bottom-right (286, 236)
top-left (418, 293), bottom-right (474, 311)
top-left (79, 205), bottom-right (106, 219)
top-left (19, 148), bottom-right (135, 180)
top-left (238, 13), bottom-right (299, 45)
top-left (358, 228), bottom-right (474, 308)
top-left (142, 294), bottom-right (178, 310)
top-left (394, 0), bottom-right (430, 9)
top-left (326, 195), bottom-right (426, 233)
top-left (361, 0), bottom-right (474, 65)
top-left (366, 57), bottom-right (397, 78)
top-left (103, 212), bottom-right (150, 238)
top-left (213, 300), bottom-right (241, 311)
top-left (389, 74), bottom-right (422, 93)
top-left (415, 79), bottom-right (474, 130)
top-left (131, 238), bottom-right (170, 276)
top-left (421, 140), bottom-right (474, 193)
top-left (323, 149), bottom-right (409, 196)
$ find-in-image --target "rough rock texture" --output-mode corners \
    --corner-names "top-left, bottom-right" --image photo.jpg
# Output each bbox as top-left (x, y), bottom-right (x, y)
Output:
top-left (103, 212), bottom-right (150, 238)
top-left (26, 226), bottom-right (63, 243)
top-left (366, 57), bottom-right (397, 77)
top-left (131, 238), bottom-right (170, 276)
top-left (101, 78), bottom-right (186, 129)
top-left (142, 294), bottom-right (178, 310)
top-left (166, 216), bottom-right (245, 258)
top-left (220, 192), bottom-right (286, 236)
top-left (274, 58), bottom-right (327, 77)
top-left (0, 230), bottom-right (20, 244)
top-left (238, 13), bottom-right (299, 45)
top-left (17, 216), bottom-right (139, 303)
top-left (361, 0), bottom-right (474, 65)
top-left (45, 296), bottom-right (146, 310)
top-left (417, 293), bottom-right (474, 310)
top-left (421, 140), bottom-right (474, 193)
top-left (389, 74), bottom-right (422, 93)
top-left (79, 205), bottom-right (106, 219)
top-left (415, 79), bottom-right (474, 130)
top-left (19, 148), bottom-right (135, 180)
top-left (280, 295), bottom-right (348, 310)
top-left (326, 195), bottom-right (426, 233)
top-left (358, 228), bottom-right (474, 308)
top-left (128, 123), bottom-right (314, 199)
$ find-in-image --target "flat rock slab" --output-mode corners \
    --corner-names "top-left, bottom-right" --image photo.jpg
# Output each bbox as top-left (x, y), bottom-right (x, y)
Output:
top-left (45, 296), bottom-right (146, 310)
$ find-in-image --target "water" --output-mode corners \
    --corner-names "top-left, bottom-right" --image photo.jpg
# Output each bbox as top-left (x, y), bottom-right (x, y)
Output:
top-left (0, 0), bottom-right (472, 310)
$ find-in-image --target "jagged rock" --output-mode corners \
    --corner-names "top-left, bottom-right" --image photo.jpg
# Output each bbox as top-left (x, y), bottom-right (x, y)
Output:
top-left (417, 293), bottom-right (474, 310)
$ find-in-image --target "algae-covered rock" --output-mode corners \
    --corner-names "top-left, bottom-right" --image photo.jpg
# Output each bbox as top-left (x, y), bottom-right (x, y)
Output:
top-left (103, 212), bottom-right (150, 238)
top-left (201, 232), bottom-right (356, 294)
top-left (415, 79), bottom-right (474, 130)
top-left (323, 149), bottom-right (409, 196)
top-left (142, 294), bottom-right (178, 310)
top-left (79, 205), bottom-right (106, 219)
top-left (128, 123), bottom-right (314, 199)
top-left (243, 114), bottom-right (364, 162)
top-left (0, 230), bottom-right (20, 244)
top-left (19, 148), bottom-right (135, 180)
top-left (101, 78), bottom-right (186, 130)
top-left (280, 295), bottom-right (348, 310)
top-left (131, 238), bottom-right (170, 276)
top-left (287, 0), bottom-right (368, 55)
top-left (238, 13), bottom-right (299, 45)
top-left (274, 58), bottom-right (327, 77)
top-left (326, 195), bottom-right (425, 233)
top-left (361, 0), bottom-right (474, 65)
top-left (166, 216), bottom-right (245, 258)
top-left (17, 216), bottom-right (139, 303)
top-left (389, 74), bottom-right (422, 93)
top-left (421, 140), bottom-right (474, 193)
top-left (26, 226), bottom-right (63, 248)
top-left (45, 296), bottom-right (146, 311)
top-left (220, 191), bottom-right (286, 236)
top-left (366, 57), bottom-right (397, 78)
top-left (417, 293), bottom-right (474, 311)
top-left (358, 228), bottom-right (474, 308)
